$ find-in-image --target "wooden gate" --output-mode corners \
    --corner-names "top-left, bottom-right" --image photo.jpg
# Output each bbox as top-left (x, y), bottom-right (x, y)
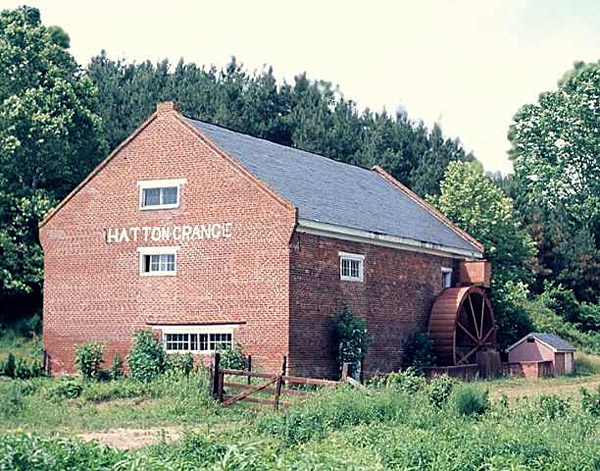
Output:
top-left (210, 353), bottom-right (351, 410)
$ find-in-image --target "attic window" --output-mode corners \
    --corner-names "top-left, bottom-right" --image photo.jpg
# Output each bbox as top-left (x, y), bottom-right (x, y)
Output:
top-left (339, 252), bottom-right (364, 282)
top-left (138, 178), bottom-right (186, 210)
top-left (527, 337), bottom-right (535, 343)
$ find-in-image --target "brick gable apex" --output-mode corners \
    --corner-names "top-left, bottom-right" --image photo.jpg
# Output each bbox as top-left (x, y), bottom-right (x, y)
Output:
top-left (39, 106), bottom-right (297, 231)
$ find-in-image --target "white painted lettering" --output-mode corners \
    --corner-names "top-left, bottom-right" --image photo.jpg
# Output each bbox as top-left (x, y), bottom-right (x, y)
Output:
top-left (160, 227), bottom-right (170, 241)
top-left (172, 226), bottom-right (182, 241)
top-left (130, 227), bottom-right (140, 242)
top-left (142, 227), bottom-right (152, 242)
top-left (211, 223), bottom-right (221, 238)
top-left (106, 228), bottom-right (119, 243)
top-left (118, 228), bottom-right (130, 243)
top-left (191, 225), bottom-right (202, 240)
top-left (181, 225), bottom-right (192, 241)
top-left (223, 222), bottom-right (233, 238)
top-left (201, 224), bottom-right (211, 239)
top-left (151, 227), bottom-right (162, 241)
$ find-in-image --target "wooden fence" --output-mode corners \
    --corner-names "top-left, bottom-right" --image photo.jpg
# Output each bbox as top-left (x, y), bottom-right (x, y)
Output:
top-left (209, 353), bottom-right (355, 410)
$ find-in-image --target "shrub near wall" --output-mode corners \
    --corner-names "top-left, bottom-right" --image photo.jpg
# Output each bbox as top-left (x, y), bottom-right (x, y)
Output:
top-left (127, 330), bottom-right (166, 382)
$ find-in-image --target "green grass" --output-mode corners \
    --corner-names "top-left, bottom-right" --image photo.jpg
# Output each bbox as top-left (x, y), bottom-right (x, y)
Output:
top-left (0, 330), bottom-right (41, 362)
top-left (3, 383), bottom-right (600, 470)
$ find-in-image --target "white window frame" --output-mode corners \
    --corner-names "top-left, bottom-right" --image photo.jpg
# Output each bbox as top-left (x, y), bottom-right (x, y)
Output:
top-left (138, 246), bottom-right (179, 276)
top-left (441, 267), bottom-right (453, 289)
top-left (138, 178), bottom-right (187, 210)
top-left (339, 251), bottom-right (365, 282)
top-left (152, 324), bottom-right (239, 354)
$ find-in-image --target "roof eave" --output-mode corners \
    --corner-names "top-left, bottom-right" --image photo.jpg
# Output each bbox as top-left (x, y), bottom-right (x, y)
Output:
top-left (371, 166), bottom-right (485, 253)
top-left (297, 218), bottom-right (484, 259)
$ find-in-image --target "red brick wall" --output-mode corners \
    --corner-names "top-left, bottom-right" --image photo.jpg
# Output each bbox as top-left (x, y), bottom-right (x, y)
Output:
top-left (288, 232), bottom-right (460, 378)
top-left (40, 109), bottom-right (296, 374)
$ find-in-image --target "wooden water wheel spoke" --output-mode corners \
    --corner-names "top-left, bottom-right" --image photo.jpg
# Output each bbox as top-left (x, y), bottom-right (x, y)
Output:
top-left (481, 326), bottom-right (495, 344)
top-left (456, 320), bottom-right (478, 344)
top-left (457, 344), bottom-right (480, 365)
top-left (468, 294), bottom-right (480, 339)
top-left (428, 286), bottom-right (496, 366)
top-left (480, 296), bottom-right (486, 340)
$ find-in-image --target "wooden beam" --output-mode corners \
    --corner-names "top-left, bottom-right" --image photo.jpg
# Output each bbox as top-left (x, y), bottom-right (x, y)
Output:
top-left (222, 377), bottom-right (277, 408)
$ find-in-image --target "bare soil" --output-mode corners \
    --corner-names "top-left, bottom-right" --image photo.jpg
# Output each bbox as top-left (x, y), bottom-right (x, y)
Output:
top-left (78, 426), bottom-right (184, 449)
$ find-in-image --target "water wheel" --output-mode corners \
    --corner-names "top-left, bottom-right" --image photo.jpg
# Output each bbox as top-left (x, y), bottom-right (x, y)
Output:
top-left (428, 286), bottom-right (496, 366)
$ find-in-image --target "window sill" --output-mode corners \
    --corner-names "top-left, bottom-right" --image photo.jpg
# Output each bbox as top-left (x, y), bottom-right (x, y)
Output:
top-left (140, 204), bottom-right (180, 211)
top-left (340, 277), bottom-right (364, 283)
top-left (140, 271), bottom-right (177, 277)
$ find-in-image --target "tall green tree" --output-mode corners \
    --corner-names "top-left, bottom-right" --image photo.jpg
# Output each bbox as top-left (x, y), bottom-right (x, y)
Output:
top-left (509, 63), bottom-right (600, 302)
top-left (428, 161), bottom-right (537, 348)
top-left (0, 6), bottom-right (106, 316)
top-left (87, 54), bottom-right (474, 198)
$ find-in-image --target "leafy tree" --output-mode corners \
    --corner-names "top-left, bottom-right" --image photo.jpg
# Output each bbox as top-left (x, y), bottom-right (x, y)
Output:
top-left (428, 161), bottom-right (536, 286)
top-left (87, 54), bottom-right (474, 198)
top-left (509, 63), bottom-right (600, 302)
top-left (428, 161), bottom-right (537, 348)
top-left (0, 6), bottom-right (107, 319)
top-left (0, 6), bottom-right (107, 197)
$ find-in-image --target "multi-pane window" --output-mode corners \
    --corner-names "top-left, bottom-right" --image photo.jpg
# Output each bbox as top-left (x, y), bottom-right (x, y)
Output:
top-left (339, 252), bottom-right (364, 282)
top-left (141, 186), bottom-right (178, 208)
top-left (141, 253), bottom-right (176, 274)
top-left (138, 179), bottom-right (186, 210)
top-left (163, 332), bottom-right (232, 353)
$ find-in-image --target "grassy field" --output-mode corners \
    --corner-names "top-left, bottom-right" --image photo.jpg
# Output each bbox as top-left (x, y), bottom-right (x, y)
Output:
top-left (2, 336), bottom-right (600, 470)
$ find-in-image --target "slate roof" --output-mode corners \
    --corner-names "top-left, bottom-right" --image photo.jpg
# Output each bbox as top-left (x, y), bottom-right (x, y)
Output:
top-left (188, 118), bottom-right (482, 255)
top-left (507, 333), bottom-right (576, 352)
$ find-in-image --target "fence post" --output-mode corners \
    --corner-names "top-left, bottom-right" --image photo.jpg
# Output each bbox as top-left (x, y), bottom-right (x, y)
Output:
top-left (274, 374), bottom-right (283, 411)
top-left (247, 355), bottom-right (252, 385)
top-left (341, 362), bottom-right (349, 382)
top-left (211, 352), bottom-right (221, 400)
top-left (281, 355), bottom-right (287, 376)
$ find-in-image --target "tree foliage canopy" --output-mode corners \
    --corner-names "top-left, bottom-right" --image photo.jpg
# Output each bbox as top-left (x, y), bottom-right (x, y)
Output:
top-left (0, 6), bottom-right (106, 309)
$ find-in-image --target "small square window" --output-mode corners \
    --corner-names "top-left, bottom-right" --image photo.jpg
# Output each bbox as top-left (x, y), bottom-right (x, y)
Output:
top-left (340, 252), bottom-right (364, 282)
top-left (140, 252), bottom-right (177, 276)
top-left (138, 179), bottom-right (186, 210)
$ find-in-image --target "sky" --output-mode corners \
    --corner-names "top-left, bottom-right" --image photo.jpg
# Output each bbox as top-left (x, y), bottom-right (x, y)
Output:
top-left (4, 0), bottom-right (600, 174)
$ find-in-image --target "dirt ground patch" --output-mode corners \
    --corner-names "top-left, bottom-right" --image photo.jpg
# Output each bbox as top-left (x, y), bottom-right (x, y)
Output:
top-left (78, 426), bottom-right (184, 449)
top-left (487, 375), bottom-right (600, 401)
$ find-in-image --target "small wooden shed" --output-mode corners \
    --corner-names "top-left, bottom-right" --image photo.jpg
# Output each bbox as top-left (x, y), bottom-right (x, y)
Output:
top-left (506, 333), bottom-right (576, 375)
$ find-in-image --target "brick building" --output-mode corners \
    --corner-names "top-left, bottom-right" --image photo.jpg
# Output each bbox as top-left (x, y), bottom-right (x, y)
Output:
top-left (39, 102), bottom-right (484, 378)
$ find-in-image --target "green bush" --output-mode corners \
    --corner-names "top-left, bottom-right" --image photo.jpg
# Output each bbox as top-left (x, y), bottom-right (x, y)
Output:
top-left (167, 352), bottom-right (194, 376)
top-left (46, 379), bottom-right (83, 401)
top-left (331, 305), bottom-right (371, 377)
top-left (370, 367), bottom-right (426, 393)
top-left (73, 342), bottom-right (105, 380)
top-left (454, 386), bottom-right (489, 416)
top-left (580, 385), bottom-right (600, 416)
top-left (126, 330), bottom-right (166, 382)
top-left (427, 375), bottom-right (457, 408)
top-left (109, 353), bottom-right (124, 380)
top-left (14, 357), bottom-right (44, 379)
top-left (218, 343), bottom-right (246, 370)
top-left (401, 332), bottom-right (436, 368)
